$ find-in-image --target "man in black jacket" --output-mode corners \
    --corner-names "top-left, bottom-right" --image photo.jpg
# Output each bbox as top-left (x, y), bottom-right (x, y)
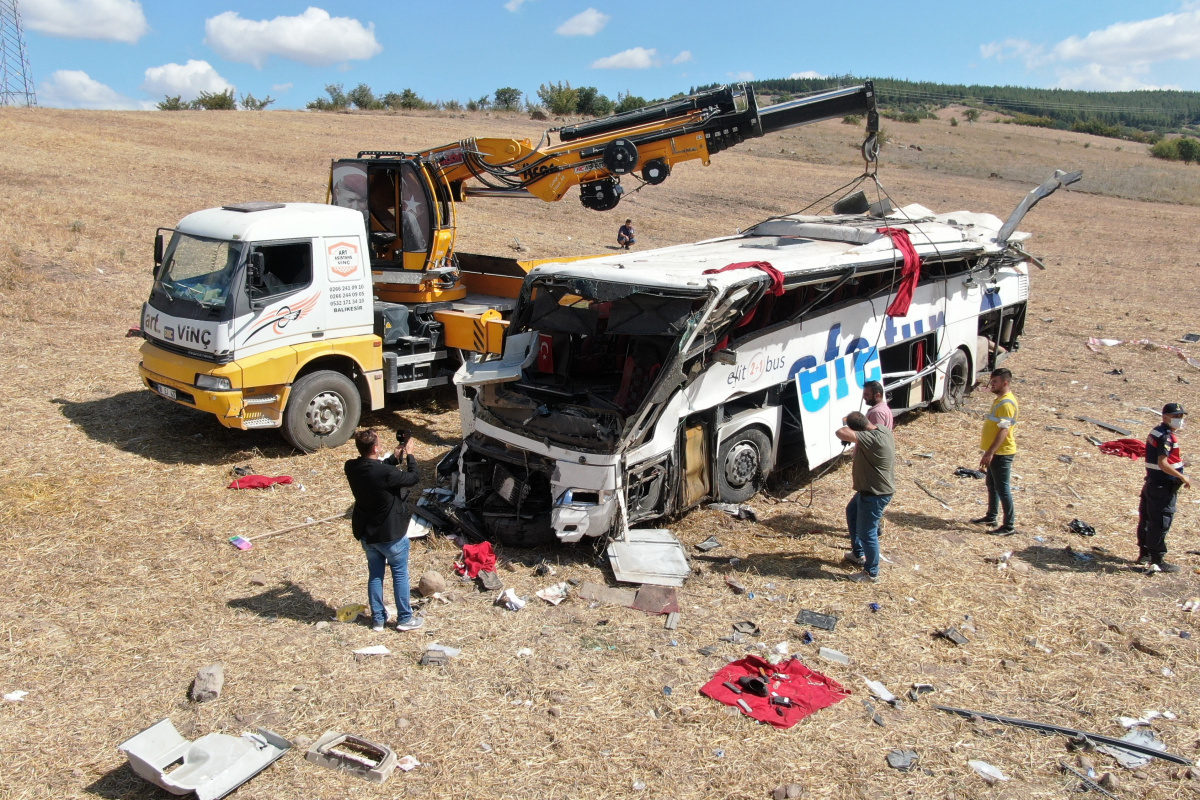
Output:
top-left (344, 428), bottom-right (423, 631)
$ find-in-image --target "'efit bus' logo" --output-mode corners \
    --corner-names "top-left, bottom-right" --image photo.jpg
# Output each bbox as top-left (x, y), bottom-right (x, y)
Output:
top-left (328, 241), bottom-right (360, 277)
top-left (789, 323), bottom-right (882, 413)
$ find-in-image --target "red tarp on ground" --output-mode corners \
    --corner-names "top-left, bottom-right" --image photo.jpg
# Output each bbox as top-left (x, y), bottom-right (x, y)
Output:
top-left (455, 541), bottom-right (497, 579)
top-left (227, 475), bottom-right (293, 489)
top-left (1100, 438), bottom-right (1146, 460)
top-left (699, 654), bottom-right (850, 729)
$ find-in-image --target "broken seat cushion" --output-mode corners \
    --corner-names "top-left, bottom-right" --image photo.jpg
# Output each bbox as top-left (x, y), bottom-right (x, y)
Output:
top-left (700, 654), bottom-right (850, 729)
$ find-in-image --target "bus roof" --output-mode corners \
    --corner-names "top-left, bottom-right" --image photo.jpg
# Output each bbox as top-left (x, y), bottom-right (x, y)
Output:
top-left (529, 204), bottom-right (1018, 291)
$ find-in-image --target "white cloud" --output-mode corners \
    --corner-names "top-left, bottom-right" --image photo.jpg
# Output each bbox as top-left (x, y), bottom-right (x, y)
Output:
top-left (672, 51), bottom-right (692, 64)
top-left (556, 8), bottom-right (609, 36)
top-left (591, 47), bottom-right (659, 69)
top-left (39, 69), bottom-right (141, 109)
top-left (142, 60), bottom-right (233, 101)
top-left (981, 8), bottom-right (1200, 89)
top-left (504, 0), bottom-right (531, 10)
top-left (788, 70), bottom-right (825, 79)
top-left (1053, 63), bottom-right (1173, 91)
top-left (1052, 9), bottom-right (1200, 66)
top-left (728, 70), bottom-right (754, 81)
top-left (271, 82), bottom-right (294, 93)
top-left (205, 7), bottom-right (383, 69)
top-left (22, 0), bottom-right (148, 44)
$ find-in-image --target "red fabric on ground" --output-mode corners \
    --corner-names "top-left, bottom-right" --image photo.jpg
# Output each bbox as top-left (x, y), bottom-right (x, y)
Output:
top-left (1100, 438), bottom-right (1147, 460)
top-left (227, 475), bottom-right (293, 489)
top-left (702, 261), bottom-right (787, 297)
top-left (455, 541), bottom-right (497, 579)
top-left (699, 654), bottom-right (850, 729)
top-left (878, 228), bottom-right (922, 317)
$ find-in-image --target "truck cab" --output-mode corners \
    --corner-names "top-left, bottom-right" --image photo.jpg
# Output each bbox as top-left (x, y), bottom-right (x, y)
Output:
top-left (137, 202), bottom-right (383, 450)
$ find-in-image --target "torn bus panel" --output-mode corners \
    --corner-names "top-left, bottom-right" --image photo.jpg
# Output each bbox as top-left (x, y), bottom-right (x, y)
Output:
top-left (452, 171), bottom-right (1078, 557)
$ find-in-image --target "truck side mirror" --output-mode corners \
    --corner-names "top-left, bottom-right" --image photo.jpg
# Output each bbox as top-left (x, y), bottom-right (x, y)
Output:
top-left (247, 252), bottom-right (265, 308)
top-left (153, 233), bottom-right (164, 272)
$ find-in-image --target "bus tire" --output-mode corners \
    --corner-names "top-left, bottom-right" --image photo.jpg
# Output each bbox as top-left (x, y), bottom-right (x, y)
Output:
top-left (281, 370), bottom-right (361, 452)
top-left (933, 349), bottom-right (970, 413)
top-left (716, 427), bottom-right (772, 504)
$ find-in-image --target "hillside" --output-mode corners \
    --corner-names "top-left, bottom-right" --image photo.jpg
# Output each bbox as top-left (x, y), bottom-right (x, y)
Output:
top-left (1, 107), bottom-right (1199, 800)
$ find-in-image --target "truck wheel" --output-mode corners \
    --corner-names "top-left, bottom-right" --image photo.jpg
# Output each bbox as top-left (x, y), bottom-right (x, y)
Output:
top-left (716, 428), bottom-right (772, 504)
top-left (281, 371), bottom-right (361, 452)
top-left (933, 349), bottom-right (970, 412)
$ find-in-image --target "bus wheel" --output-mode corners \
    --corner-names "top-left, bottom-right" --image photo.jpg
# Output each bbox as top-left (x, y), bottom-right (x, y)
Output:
top-left (933, 349), bottom-right (970, 412)
top-left (281, 370), bottom-right (361, 452)
top-left (716, 428), bottom-right (772, 504)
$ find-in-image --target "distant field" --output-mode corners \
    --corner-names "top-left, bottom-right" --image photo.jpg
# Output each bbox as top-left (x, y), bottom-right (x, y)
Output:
top-left (1, 106), bottom-right (1199, 800)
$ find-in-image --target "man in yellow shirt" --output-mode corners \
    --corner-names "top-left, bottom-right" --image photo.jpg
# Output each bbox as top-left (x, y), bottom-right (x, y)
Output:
top-left (973, 368), bottom-right (1019, 535)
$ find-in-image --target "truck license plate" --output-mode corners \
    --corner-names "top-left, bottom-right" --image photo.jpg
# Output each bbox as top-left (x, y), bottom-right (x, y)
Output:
top-left (155, 384), bottom-right (177, 400)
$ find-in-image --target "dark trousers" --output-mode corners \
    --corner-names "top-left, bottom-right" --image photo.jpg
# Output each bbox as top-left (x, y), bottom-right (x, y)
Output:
top-left (985, 454), bottom-right (1015, 528)
top-left (1137, 478), bottom-right (1179, 559)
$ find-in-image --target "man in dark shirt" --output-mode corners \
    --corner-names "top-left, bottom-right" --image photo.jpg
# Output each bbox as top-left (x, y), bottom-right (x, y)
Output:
top-left (617, 219), bottom-right (635, 249)
top-left (344, 428), bottom-right (424, 631)
top-left (1137, 402), bottom-right (1190, 573)
top-left (835, 411), bottom-right (896, 583)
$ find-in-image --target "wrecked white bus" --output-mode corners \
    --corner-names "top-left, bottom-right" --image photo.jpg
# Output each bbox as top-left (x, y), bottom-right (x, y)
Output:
top-left (450, 172), bottom-right (1079, 564)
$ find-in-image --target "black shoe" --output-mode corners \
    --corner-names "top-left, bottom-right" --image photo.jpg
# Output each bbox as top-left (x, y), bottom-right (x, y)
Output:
top-left (987, 526), bottom-right (1017, 536)
top-left (1149, 561), bottom-right (1181, 574)
top-left (971, 516), bottom-right (999, 526)
top-left (1134, 549), bottom-right (1150, 566)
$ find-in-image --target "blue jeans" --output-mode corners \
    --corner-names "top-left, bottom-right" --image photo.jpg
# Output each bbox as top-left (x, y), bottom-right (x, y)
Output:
top-left (845, 492), bottom-right (892, 577)
top-left (362, 537), bottom-right (412, 625)
top-left (985, 454), bottom-right (1015, 528)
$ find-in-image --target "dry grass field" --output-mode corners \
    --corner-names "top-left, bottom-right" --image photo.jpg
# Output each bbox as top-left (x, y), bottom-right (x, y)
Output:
top-left (2, 104), bottom-right (1200, 800)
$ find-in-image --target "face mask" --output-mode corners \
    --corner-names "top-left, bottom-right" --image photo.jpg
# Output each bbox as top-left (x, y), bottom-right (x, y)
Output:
top-left (1169, 417), bottom-right (1184, 430)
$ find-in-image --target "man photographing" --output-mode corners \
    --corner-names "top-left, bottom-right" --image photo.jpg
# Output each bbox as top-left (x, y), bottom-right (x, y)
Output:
top-left (344, 428), bottom-right (423, 631)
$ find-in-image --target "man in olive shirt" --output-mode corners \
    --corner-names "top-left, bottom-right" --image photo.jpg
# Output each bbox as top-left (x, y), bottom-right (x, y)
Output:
top-left (836, 411), bottom-right (896, 583)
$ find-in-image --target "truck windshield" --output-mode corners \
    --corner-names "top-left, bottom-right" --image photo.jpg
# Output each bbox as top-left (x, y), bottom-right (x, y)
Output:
top-left (157, 233), bottom-right (244, 308)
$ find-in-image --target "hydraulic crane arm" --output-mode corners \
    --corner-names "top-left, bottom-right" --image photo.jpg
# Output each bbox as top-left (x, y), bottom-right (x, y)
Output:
top-left (423, 81), bottom-right (878, 211)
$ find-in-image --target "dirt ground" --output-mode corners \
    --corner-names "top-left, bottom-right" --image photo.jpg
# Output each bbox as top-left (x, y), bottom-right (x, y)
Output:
top-left (1, 105), bottom-right (1199, 800)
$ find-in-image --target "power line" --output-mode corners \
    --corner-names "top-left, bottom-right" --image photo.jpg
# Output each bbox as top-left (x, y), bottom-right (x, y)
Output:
top-left (0, 0), bottom-right (36, 107)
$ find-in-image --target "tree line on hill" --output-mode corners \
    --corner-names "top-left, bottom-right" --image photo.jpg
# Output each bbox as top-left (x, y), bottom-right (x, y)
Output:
top-left (303, 82), bottom-right (654, 117)
top-left (158, 89), bottom-right (273, 111)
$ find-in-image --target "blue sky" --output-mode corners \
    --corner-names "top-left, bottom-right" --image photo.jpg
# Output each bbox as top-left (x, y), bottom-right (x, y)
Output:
top-left (19, 0), bottom-right (1200, 109)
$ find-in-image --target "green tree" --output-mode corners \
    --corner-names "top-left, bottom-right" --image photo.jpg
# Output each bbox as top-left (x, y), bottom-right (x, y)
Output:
top-left (537, 81), bottom-right (578, 115)
top-left (964, 108), bottom-right (981, 124)
top-left (575, 86), bottom-right (613, 116)
top-left (1176, 137), bottom-right (1200, 164)
top-left (307, 83), bottom-right (349, 111)
top-left (614, 92), bottom-right (647, 114)
top-left (191, 89), bottom-right (236, 110)
top-left (348, 83), bottom-right (383, 110)
top-left (157, 95), bottom-right (186, 111)
top-left (239, 93), bottom-right (274, 111)
top-left (493, 87), bottom-right (522, 111)
top-left (443, 99), bottom-right (463, 111)
top-left (1150, 139), bottom-right (1179, 160)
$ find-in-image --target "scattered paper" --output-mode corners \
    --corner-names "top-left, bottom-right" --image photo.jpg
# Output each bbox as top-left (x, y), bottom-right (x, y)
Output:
top-left (1098, 728), bottom-right (1166, 769)
top-left (497, 588), bottom-right (526, 611)
top-left (968, 760), bottom-right (1010, 784)
top-left (862, 678), bottom-right (896, 704)
top-left (396, 755), bottom-right (420, 771)
top-left (3, 690), bottom-right (28, 702)
top-left (536, 582), bottom-right (571, 605)
top-left (352, 644), bottom-right (391, 656)
top-left (427, 643), bottom-right (461, 658)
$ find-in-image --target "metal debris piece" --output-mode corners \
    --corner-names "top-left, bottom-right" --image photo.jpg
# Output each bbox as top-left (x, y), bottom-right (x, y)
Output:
top-left (818, 647), bottom-right (850, 665)
top-left (631, 585), bottom-right (679, 615)
top-left (795, 609), bottom-right (838, 631)
top-left (695, 536), bottom-right (722, 552)
top-left (887, 749), bottom-right (919, 771)
top-left (1098, 728), bottom-right (1167, 769)
top-left (119, 718), bottom-right (290, 800)
top-left (862, 699), bottom-right (885, 726)
top-left (306, 732), bottom-right (398, 783)
top-left (913, 479), bottom-right (952, 509)
top-left (478, 570), bottom-right (503, 591)
top-left (664, 612), bottom-right (680, 630)
top-left (731, 620), bottom-right (760, 636)
top-left (697, 645), bottom-right (719, 657)
top-left (938, 627), bottom-right (970, 646)
top-left (607, 529), bottom-right (690, 588)
top-left (707, 502), bottom-right (758, 521)
top-left (1074, 416), bottom-right (1132, 436)
top-left (908, 683), bottom-right (935, 702)
top-left (863, 678), bottom-right (897, 705)
top-left (935, 705), bottom-right (1191, 765)
top-left (1059, 762), bottom-right (1120, 800)
top-left (726, 577), bottom-right (747, 595)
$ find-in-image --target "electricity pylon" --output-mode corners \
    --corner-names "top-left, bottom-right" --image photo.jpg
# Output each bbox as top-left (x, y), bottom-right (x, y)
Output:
top-left (1, 0), bottom-right (37, 107)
